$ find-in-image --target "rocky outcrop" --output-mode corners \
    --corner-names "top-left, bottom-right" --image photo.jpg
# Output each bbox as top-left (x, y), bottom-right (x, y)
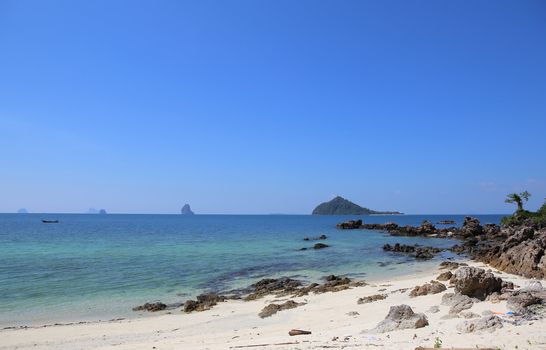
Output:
top-left (373, 305), bottom-right (428, 333)
top-left (244, 278), bottom-right (303, 300)
top-left (336, 220), bottom-right (363, 229)
top-left (303, 235), bottom-right (327, 241)
top-left (132, 302), bottom-right (167, 312)
top-left (358, 294), bottom-right (387, 304)
top-left (439, 261), bottom-right (467, 270)
top-left (409, 280), bottom-right (447, 297)
top-left (456, 315), bottom-right (503, 333)
top-left (451, 267), bottom-right (502, 300)
top-left (383, 243), bottom-right (444, 260)
top-left (258, 300), bottom-right (304, 318)
top-left (181, 204), bottom-right (194, 215)
top-left (183, 293), bottom-right (226, 312)
top-left (473, 225), bottom-right (546, 279)
top-left (313, 243), bottom-right (329, 250)
top-left (436, 271), bottom-right (453, 281)
top-left (459, 216), bottom-right (484, 238)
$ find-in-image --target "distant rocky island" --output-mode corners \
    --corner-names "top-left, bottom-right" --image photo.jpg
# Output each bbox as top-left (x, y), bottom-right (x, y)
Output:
top-left (181, 204), bottom-right (194, 215)
top-left (88, 208), bottom-right (107, 214)
top-left (17, 208), bottom-right (28, 214)
top-left (312, 196), bottom-right (402, 215)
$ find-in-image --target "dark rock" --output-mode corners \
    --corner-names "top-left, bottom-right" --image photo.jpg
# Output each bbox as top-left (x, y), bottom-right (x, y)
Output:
top-left (409, 280), bottom-right (446, 297)
top-left (357, 294), bottom-right (387, 304)
top-left (459, 217), bottom-right (484, 238)
top-left (439, 261), bottom-right (467, 270)
top-left (506, 291), bottom-right (542, 313)
top-left (313, 243), bottom-right (329, 250)
top-left (303, 234), bottom-right (327, 241)
top-left (336, 220), bottom-right (363, 229)
top-left (383, 243), bottom-right (443, 260)
top-left (373, 305), bottom-right (428, 333)
top-left (132, 302), bottom-right (167, 312)
top-left (244, 278), bottom-right (302, 300)
top-left (258, 300), bottom-right (303, 318)
top-left (436, 271), bottom-right (453, 281)
top-left (451, 267), bottom-right (502, 300)
top-left (183, 293), bottom-right (226, 313)
top-left (437, 220), bottom-right (456, 225)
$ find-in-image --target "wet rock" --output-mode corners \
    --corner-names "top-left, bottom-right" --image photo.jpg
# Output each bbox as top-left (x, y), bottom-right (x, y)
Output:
top-left (183, 293), bottom-right (226, 313)
top-left (451, 267), bottom-right (502, 300)
top-left (409, 281), bottom-right (447, 297)
top-left (436, 271), bottom-right (453, 281)
top-left (258, 300), bottom-right (303, 318)
top-left (244, 278), bottom-right (302, 300)
top-left (456, 315), bottom-right (503, 333)
top-left (358, 294), bottom-right (387, 304)
top-left (313, 243), bottom-right (329, 250)
top-left (132, 302), bottom-right (167, 312)
top-left (439, 261), bottom-right (467, 270)
top-left (506, 291), bottom-right (542, 313)
top-left (441, 293), bottom-right (474, 314)
top-left (336, 220), bottom-right (362, 229)
top-left (373, 305), bottom-right (428, 333)
top-left (303, 234), bottom-right (327, 241)
top-left (383, 243), bottom-right (443, 260)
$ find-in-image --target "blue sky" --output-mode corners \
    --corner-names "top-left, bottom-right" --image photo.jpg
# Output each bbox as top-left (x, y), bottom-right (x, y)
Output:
top-left (1, 0), bottom-right (545, 214)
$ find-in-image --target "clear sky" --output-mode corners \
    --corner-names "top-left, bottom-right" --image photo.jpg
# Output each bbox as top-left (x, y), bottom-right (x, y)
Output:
top-left (1, 0), bottom-right (545, 214)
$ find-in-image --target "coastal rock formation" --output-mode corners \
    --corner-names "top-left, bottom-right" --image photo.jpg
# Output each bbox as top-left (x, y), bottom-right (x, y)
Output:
top-left (183, 293), bottom-right (226, 313)
top-left (409, 280), bottom-right (446, 297)
top-left (313, 243), bottom-right (329, 250)
top-left (303, 234), bottom-right (327, 241)
top-left (336, 220), bottom-right (363, 229)
top-left (459, 216), bottom-right (484, 238)
top-left (244, 278), bottom-right (302, 300)
top-left (451, 267), bottom-right (502, 300)
top-left (373, 305), bottom-right (428, 333)
top-left (439, 261), bottom-right (467, 270)
top-left (456, 315), bottom-right (503, 333)
top-left (313, 196), bottom-right (401, 215)
top-left (383, 243), bottom-right (444, 260)
top-left (181, 204), bottom-right (194, 215)
top-left (358, 294), bottom-right (387, 304)
top-left (506, 291), bottom-right (542, 314)
top-left (132, 302), bottom-right (167, 312)
top-left (17, 208), bottom-right (28, 214)
top-left (473, 225), bottom-right (546, 279)
top-left (258, 300), bottom-right (304, 318)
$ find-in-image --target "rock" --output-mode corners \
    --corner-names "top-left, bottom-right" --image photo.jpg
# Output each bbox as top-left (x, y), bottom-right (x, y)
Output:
top-left (409, 281), bottom-right (446, 297)
top-left (427, 306), bottom-right (440, 313)
top-left (459, 217), bottom-right (484, 238)
top-left (244, 278), bottom-right (302, 300)
top-left (336, 219), bottom-right (363, 229)
top-left (183, 293), bottom-right (226, 312)
top-left (98, 209), bottom-right (107, 214)
top-left (383, 243), bottom-right (443, 260)
top-left (181, 204), bottom-right (194, 215)
top-left (441, 293), bottom-right (474, 314)
top-left (439, 261), bottom-right (467, 270)
top-left (346, 311), bottom-right (360, 316)
top-left (456, 315), bottom-right (503, 333)
top-left (132, 302), bottom-right (167, 312)
top-left (436, 271), bottom-right (453, 281)
top-left (460, 311), bottom-right (480, 319)
top-left (258, 300), bottom-right (303, 318)
top-left (288, 329), bottom-right (312, 336)
top-left (357, 294), bottom-right (387, 304)
top-left (373, 305), bottom-right (428, 333)
top-left (523, 281), bottom-right (543, 292)
top-left (506, 291), bottom-right (542, 313)
top-left (437, 220), bottom-right (456, 225)
top-left (303, 234), bottom-right (327, 241)
top-left (472, 225), bottom-right (546, 279)
top-left (313, 243), bottom-right (329, 249)
top-left (452, 267), bottom-right (502, 300)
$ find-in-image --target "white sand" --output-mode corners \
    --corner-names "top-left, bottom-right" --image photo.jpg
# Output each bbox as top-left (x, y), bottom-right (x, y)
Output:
top-left (1, 260), bottom-right (545, 350)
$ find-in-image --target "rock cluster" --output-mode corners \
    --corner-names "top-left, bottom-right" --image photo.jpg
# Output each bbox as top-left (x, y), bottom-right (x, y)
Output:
top-left (383, 243), bottom-right (444, 260)
top-left (258, 300), bottom-right (304, 318)
top-left (357, 294), bottom-right (387, 304)
top-left (244, 278), bottom-right (302, 301)
top-left (132, 302), bottom-right (167, 312)
top-left (409, 280), bottom-right (447, 297)
top-left (183, 293), bottom-right (226, 313)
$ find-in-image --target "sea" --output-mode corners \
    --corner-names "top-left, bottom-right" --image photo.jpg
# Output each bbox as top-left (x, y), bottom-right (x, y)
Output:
top-left (0, 213), bottom-right (503, 327)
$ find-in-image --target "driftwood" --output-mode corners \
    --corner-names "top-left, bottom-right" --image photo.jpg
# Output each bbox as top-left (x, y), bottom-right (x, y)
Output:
top-left (288, 329), bottom-right (312, 336)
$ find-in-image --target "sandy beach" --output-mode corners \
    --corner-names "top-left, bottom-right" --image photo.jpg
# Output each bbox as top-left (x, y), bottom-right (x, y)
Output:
top-left (2, 260), bottom-right (545, 350)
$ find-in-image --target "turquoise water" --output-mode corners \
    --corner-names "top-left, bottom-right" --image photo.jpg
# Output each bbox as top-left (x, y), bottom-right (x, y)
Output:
top-left (0, 214), bottom-right (502, 326)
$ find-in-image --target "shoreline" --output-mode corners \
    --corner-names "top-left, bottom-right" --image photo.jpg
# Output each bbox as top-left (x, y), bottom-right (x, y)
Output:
top-left (2, 258), bottom-right (545, 350)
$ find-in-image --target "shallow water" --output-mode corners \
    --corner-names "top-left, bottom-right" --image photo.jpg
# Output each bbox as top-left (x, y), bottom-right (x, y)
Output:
top-left (0, 213), bottom-right (502, 326)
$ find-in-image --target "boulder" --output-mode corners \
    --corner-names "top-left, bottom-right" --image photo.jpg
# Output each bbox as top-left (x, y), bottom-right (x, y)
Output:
top-left (373, 305), bottom-right (428, 333)
top-left (441, 293), bottom-right (474, 314)
top-left (313, 243), bottom-right (329, 249)
top-left (436, 271), bottom-right (453, 281)
top-left (456, 315), bottom-right (503, 333)
top-left (506, 291), bottom-right (542, 313)
top-left (258, 300), bottom-right (303, 318)
top-left (244, 278), bottom-right (302, 300)
top-left (460, 217), bottom-right (483, 238)
top-left (336, 220), bottom-right (362, 229)
top-left (452, 267), bottom-right (502, 300)
top-left (409, 281), bottom-right (447, 297)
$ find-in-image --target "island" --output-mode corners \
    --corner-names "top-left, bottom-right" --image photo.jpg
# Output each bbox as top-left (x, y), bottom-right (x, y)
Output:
top-left (312, 196), bottom-right (402, 215)
top-left (181, 204), bottom-right (195, 215)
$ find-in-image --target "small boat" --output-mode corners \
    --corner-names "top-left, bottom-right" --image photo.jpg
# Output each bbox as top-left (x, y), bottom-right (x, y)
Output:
top-left (42, 219), bottom-right (59, 224)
